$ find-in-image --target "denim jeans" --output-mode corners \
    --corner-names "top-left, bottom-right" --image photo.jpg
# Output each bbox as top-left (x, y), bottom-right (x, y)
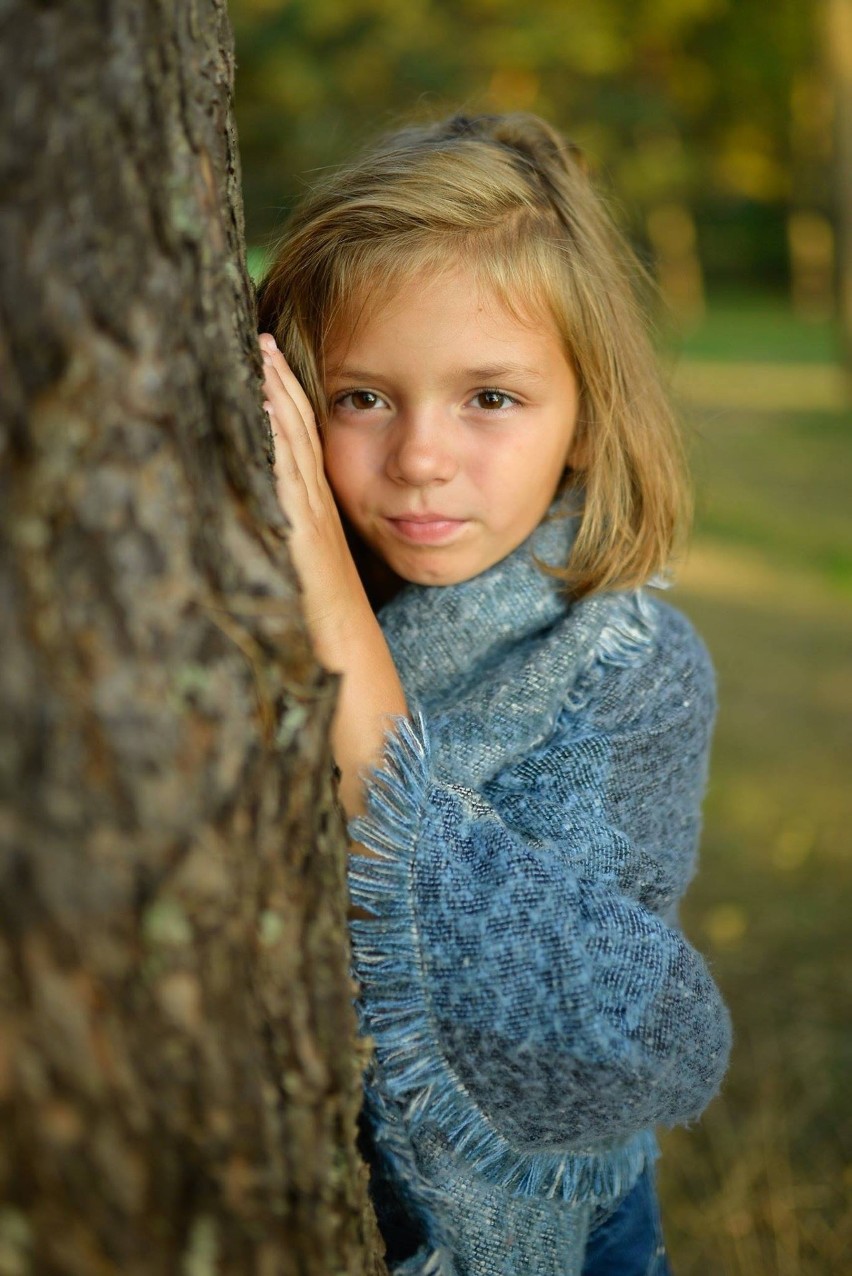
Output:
top-left (360, 1105), bottom-right (672, 1274)
top-left (581, 1165), bottom-right (672, 1276)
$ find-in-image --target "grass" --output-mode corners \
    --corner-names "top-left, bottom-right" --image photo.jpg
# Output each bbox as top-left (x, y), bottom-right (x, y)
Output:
top-left (656, 297), bottom-right (852, 1274)
top-left (667, 291), bottom-right (842, 366)
top-left (661, 572), bottom-right (852, 1274)
top-left (687, 407), bottom-right (852, 592)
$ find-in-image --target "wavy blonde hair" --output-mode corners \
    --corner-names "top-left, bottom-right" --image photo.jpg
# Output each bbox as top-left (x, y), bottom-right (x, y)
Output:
top-left (256, 112), bottom-right (690, 598)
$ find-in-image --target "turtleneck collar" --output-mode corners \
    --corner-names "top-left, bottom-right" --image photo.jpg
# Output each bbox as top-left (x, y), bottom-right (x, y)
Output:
top-left (377, 501), bottom-right (580, 708)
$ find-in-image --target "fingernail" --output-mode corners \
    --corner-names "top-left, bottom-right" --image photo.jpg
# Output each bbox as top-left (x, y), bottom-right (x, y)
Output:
top-left (260, 334), bottom-right (277, 352)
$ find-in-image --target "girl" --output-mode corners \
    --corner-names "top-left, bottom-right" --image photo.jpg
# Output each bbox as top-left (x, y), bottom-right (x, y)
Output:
top-left (255, 112), bottom-right (731, 1276)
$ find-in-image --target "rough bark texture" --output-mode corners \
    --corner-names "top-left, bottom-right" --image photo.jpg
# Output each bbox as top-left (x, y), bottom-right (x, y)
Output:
top-left (0, 2), bottom-right (383, 1272)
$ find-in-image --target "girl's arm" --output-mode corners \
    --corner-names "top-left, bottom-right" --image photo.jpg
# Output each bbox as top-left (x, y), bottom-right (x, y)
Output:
top-left (326, 607), bottom-right (408, 821)
top-left (347, 635), bottom-right (732, 1201)
top-left (259, 335), bottom-right (408, 823)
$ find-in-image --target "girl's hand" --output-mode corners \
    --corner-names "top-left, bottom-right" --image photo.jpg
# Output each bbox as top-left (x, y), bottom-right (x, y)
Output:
top-left (258, 332), bottom-right (409, 825)
top-left (259, 332), bottom-right (364, 668)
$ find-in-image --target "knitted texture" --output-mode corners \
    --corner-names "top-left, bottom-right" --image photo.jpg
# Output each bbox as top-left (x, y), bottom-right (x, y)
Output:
top-left (347, 505), bottom-right (732, 1276)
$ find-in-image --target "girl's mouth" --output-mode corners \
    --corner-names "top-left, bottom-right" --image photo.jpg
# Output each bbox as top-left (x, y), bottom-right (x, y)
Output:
top-left (383, 516), bottom-right (468, 545)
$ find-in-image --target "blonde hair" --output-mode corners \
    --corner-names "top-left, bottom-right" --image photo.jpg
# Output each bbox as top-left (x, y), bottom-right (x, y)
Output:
top-left (256, 112), bottom-right (691, 598)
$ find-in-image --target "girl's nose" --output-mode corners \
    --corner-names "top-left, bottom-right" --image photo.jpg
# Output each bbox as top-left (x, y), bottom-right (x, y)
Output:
top-left (385, 411), bottom-right (459, 486)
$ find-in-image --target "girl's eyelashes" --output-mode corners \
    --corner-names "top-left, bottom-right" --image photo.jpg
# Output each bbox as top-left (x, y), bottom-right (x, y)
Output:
top-left (329, 387), bottom-right (522, 413)
top-left (470, 388), bottom-right (520, 412)
top-left (331, 389), bottom-right (389, 411)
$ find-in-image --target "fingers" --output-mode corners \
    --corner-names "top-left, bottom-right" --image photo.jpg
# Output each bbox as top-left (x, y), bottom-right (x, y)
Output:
top-left (264, 340), bottom-right (322, 451)
top-left (259, 334), bottom-right (323, 478)
top-left (264, 398), bottom-right (310, 522)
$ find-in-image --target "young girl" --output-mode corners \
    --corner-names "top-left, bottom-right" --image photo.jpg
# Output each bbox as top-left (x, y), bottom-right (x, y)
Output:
top-left (255, 112), bottom-right (731, 1276)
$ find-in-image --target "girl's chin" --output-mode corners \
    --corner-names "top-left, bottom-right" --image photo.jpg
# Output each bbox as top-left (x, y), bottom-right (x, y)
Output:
top-left (337, 508), bottom-right (486, 598)
top-left (383, 550), bottom-right (486, 588)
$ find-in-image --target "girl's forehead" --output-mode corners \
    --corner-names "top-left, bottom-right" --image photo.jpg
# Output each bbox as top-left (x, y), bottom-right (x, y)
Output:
top-left (325, 258), bottom-right (556, 359)
top-left (322, 266), bottom-right (573, 389)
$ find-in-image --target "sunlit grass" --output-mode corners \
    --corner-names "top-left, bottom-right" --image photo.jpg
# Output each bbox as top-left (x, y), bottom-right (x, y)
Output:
top-left (659, 310), bottom-right (851, 1273)
top-left (687, 407), bottom-right (852, 592)
top-left (662, 569), bottom-right (851, 1273)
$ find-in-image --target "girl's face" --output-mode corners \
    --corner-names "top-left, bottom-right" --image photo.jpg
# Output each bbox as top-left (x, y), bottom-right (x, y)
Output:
top-left (322, 264), bottom-right (580, 586)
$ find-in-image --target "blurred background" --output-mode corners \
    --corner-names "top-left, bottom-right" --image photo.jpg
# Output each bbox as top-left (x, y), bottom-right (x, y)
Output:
top-left (229, 1), bottom-right (851, 1271)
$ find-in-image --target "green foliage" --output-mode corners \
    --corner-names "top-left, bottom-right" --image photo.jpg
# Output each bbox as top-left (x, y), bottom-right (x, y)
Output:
top-left (230, 0), bottom-right (822, 290)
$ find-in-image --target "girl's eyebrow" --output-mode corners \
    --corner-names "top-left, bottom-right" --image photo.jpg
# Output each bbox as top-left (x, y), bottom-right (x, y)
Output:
top-left (325, 367), bottom-right (383, 381)
top-left (326, 363), bottom-right (546, 383)
top-left (464, 364), bottom-right (545, 383)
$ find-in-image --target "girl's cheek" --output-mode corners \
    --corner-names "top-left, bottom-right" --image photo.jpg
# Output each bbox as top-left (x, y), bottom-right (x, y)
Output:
top-left (326, 429), bottom-right (376, 476)
top-left (323, 436), bottom-right (367, 506)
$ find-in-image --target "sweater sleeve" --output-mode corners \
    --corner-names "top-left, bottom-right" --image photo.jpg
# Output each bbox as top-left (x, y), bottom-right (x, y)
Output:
top-left (347, 694), bottom-right (732, 1196)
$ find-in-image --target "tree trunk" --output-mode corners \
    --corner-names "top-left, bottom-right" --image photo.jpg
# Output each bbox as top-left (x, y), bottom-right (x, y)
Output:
top-left (0, 3), bottom-right (383, 1273)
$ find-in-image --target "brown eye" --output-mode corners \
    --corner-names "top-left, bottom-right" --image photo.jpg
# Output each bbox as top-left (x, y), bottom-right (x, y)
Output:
top-left (333, 389), bottom-right (387, 411)
top-left (475, 390), bottom-right (514, 410)
top-left (352, 390), bottom-right (379, 409)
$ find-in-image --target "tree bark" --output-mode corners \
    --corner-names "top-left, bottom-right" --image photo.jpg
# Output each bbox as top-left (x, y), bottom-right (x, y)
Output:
top-left (0, 3), bottom-right (383, 1273)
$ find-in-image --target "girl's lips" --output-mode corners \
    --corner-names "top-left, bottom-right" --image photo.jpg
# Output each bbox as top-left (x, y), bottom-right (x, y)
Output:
top-left (384, 516), bottom-right (468, 545)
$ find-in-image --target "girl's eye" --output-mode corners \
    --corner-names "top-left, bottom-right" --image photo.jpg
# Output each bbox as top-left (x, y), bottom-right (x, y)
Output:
top-left (472, 389), bottom-right (517, 411)
top-left (334, 389), bottom-right (387, 411)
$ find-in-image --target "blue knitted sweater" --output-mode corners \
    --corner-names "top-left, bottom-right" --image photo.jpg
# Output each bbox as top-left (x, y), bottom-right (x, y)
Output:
top-left (347, 505), bottom-right (732, 1276)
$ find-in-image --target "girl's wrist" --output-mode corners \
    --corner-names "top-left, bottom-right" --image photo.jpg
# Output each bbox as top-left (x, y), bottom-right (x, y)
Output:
top-left (307, 577), bottom-right (375, 674)
top-left (327, 615), bottom-right (409, 822)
